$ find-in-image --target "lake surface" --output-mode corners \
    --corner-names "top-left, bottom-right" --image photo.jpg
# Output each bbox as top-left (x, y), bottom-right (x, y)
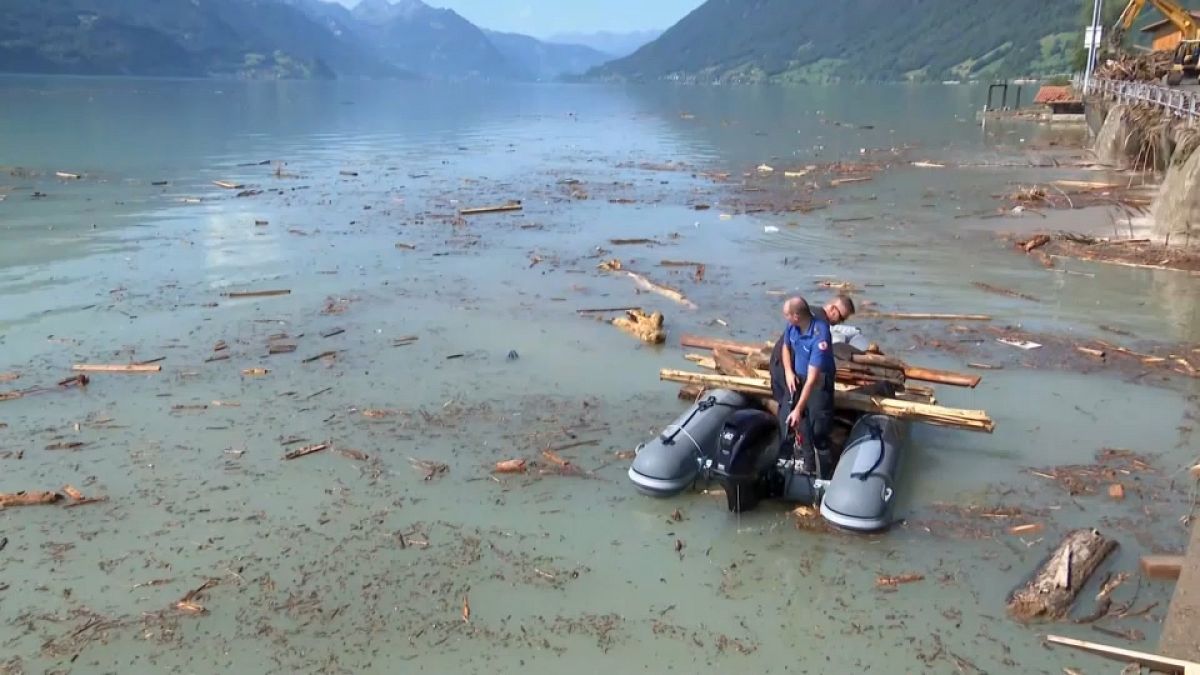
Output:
top-left (1, 77), bottom-right (1197, 674)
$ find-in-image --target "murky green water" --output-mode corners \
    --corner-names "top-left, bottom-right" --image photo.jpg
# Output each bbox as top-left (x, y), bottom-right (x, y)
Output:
top-left (1, 77), bottom-right (1198, 674)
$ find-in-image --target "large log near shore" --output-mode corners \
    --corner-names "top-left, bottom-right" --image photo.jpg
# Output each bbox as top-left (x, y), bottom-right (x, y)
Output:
top-left (1007, 528), bottom-right (1118, 623)
top-left (659, 369), bottom-right (994, 432)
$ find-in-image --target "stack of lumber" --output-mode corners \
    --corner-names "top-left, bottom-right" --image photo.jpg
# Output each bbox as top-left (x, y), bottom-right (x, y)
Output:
top-left (665, 334), bottom-right (994, 433)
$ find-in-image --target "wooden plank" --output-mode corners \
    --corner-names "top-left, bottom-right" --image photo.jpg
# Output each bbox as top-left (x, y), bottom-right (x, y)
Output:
top-left (658, 369), bottom-right (994, 432)
top-left (679, 334), bottom-right (771, 356)
top-left (1046, 635), bottom-right (1198, 674)
top-left (459, 202), bottom-right (522, 215)
top-left (223, 289), bottom-right (291, 299)
top-left (1142, 555), bottom-right (1184, 581)
top-left (73, 364), bottom-right (161, 373)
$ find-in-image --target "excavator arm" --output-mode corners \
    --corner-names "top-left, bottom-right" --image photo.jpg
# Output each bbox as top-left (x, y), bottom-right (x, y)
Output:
top-left (1111, 0), bottom-right (1200, 46)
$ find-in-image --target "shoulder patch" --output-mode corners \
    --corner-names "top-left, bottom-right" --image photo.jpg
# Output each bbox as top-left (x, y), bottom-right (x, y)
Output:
top-left (818, 341), bottom-right (828, 351)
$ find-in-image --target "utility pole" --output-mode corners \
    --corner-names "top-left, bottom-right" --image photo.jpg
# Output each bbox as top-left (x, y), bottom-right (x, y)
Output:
top-left (1084, 0), bottom-right (1105, 93)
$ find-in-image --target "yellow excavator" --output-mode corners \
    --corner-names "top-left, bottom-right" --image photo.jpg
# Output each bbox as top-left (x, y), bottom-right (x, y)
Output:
top-left (1112, 0), bottom-right (1200, 84)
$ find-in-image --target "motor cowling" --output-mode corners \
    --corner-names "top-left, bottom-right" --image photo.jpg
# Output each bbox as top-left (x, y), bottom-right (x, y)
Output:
top-left (710, 409), bottom-right (778, 513)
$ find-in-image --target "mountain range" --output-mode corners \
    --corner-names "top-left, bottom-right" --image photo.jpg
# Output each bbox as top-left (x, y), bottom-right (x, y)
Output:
top-left (0, 0), bottom-right (613, 80)
top-left (592, 0), bottom-right (1086, 83)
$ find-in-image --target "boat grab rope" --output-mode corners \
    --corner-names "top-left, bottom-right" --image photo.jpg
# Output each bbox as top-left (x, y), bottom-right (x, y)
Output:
top-left (850, 420), bottom-right (887, 481)
top-left (660, 395), bottom-right (740, 445)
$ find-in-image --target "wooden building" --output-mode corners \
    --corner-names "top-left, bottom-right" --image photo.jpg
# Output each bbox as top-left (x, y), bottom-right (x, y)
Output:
top-left (1141, 11), bottom-right (1200, 51)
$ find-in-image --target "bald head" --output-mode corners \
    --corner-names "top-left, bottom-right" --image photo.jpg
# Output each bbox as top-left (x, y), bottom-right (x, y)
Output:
top-left (782, 296), bottom-right (810, 327)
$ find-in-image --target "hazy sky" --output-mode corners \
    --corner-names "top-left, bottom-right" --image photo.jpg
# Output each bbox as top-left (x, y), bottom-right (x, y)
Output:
top-left (334, 0), bottom-right (705, 37)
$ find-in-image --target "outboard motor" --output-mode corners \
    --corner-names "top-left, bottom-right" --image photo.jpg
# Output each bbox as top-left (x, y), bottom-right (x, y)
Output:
top-left (709, 409), bottom-right (779, 513)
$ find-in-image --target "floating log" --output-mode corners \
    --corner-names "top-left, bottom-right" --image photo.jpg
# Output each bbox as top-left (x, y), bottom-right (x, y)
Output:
top-left (72, 364), bottom-right (161, 373)
top-left (459, 202), bottom-right (522, 215)
top-left (612, 309), bottom-right (666, 344)
top-left (1077, 346), bottom-right (1106, 358)
top-left (212, 180), bottom-right (244, 190)
top-left (849, 353), bottom-right (906, 370)
top-left (1140, 555), bottom-right (1184, 581)
top-left (659, 369), bottom-right (994, 432)
top-left (577, 306), bottom-right (642, 314)
top-left (223, 289), bottom-right (291, 299)
top-left (494, 459), bottom-right (527, 474)
top-left (712, 347), bottom-right (758, 378)
top-left (1007, 528), bottom-right (1118, 623)
top-left (850, 354), bottom-right (980, 388)
top-left (830, 176), bottom-right (872, 187)
top-left (302, 351), bottom-right (338, 363)
top-left (283, 443), bottom-right (330, 460)
top-left (0, 391), bottom-right (22, 402)
top-left (1044, 635), bottom-right (1199, 674)
top-left (902, 366), bottom-right (980, 389)
top-left (862, 312), bottom-right (992, 321)
top-left (0, 491), bottom-right (61, 507)
top-left (626, 272), bottom-right (696, 309)
top-left (1019, 234), bottom-right (1052, 253)
top-left (56, 171), bottom-right (81, 180)
top-left (609, 238), bottom-right (659, 245)
top-left (1008, 523), bottom-right (1045, 536)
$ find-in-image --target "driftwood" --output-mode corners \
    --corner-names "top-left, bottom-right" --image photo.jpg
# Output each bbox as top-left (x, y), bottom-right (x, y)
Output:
top-left (0, 491), bottom-right (62, 507)
top-left (659, 369), bottom-right (994, 432)
top-left (493, 459), bottom-right (527, 474)
top-left (283, 443), bottom-right (330, 460)
top-left (681, 335), bottom-right (980, 387)
top-left (625, 272), bottom-right (696, 309)
top-left (1007, 528), bottom-right (1118, 623)
top-left (680, 334), bottom-right (770, 356)
top-left (1044, 635), bottom-right (1200, 674)
top-left (223, 289), bottom-right (291, 299)
top-left (612, 309), bottom-right (665, 344)
top-left (72, 364), bottom-right (161, 373)
top-left (459, 202), bottom-right (522, 215)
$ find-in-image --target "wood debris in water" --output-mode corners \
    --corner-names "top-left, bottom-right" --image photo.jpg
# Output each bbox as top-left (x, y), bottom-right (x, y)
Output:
top-left (174, 579), bottom-right (219, 614)
top-left (72, 363), bottom-right (161, 373)
top-left (876, 573), bottom-right (925, 588)
top-left (1007, 528), bottom-right (1117, 623)
top-left (459, 201), bottom-right (522, 215)
top-left (224, 289), bottom-right (291, 299)
top-left (283, 443), bottom-right (330, 460)
top-left (493, 459), bottom-right (527, 473)
top-left (0, 490), bottom-right (61, 507)
top-left (410, 457), bottom-right (449, 481)
top-left (612, 309), bottom-right (666, 344)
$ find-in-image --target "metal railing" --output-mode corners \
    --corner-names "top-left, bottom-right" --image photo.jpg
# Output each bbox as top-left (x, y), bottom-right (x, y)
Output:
top-left (1087, 77), bottom-right (1200, 119)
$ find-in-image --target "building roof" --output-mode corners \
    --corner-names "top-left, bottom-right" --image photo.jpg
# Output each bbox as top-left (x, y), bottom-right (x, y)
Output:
top-left (1141, 11), bottom-right (1200, 33)
top-left (1033, 85), bottom-right (1078, 104)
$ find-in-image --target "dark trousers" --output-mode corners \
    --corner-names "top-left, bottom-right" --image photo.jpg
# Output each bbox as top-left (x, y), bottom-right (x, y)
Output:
top-left (769, 335), bottom-right (835, 462)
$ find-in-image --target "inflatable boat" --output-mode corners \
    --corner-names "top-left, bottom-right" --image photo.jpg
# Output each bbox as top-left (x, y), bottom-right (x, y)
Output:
top-left (627, 389), bottom-right (907, 532)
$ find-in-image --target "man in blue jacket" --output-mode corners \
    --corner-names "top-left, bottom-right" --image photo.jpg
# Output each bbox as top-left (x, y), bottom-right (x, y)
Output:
top-left (776, 296), bottom-right (837, 477)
